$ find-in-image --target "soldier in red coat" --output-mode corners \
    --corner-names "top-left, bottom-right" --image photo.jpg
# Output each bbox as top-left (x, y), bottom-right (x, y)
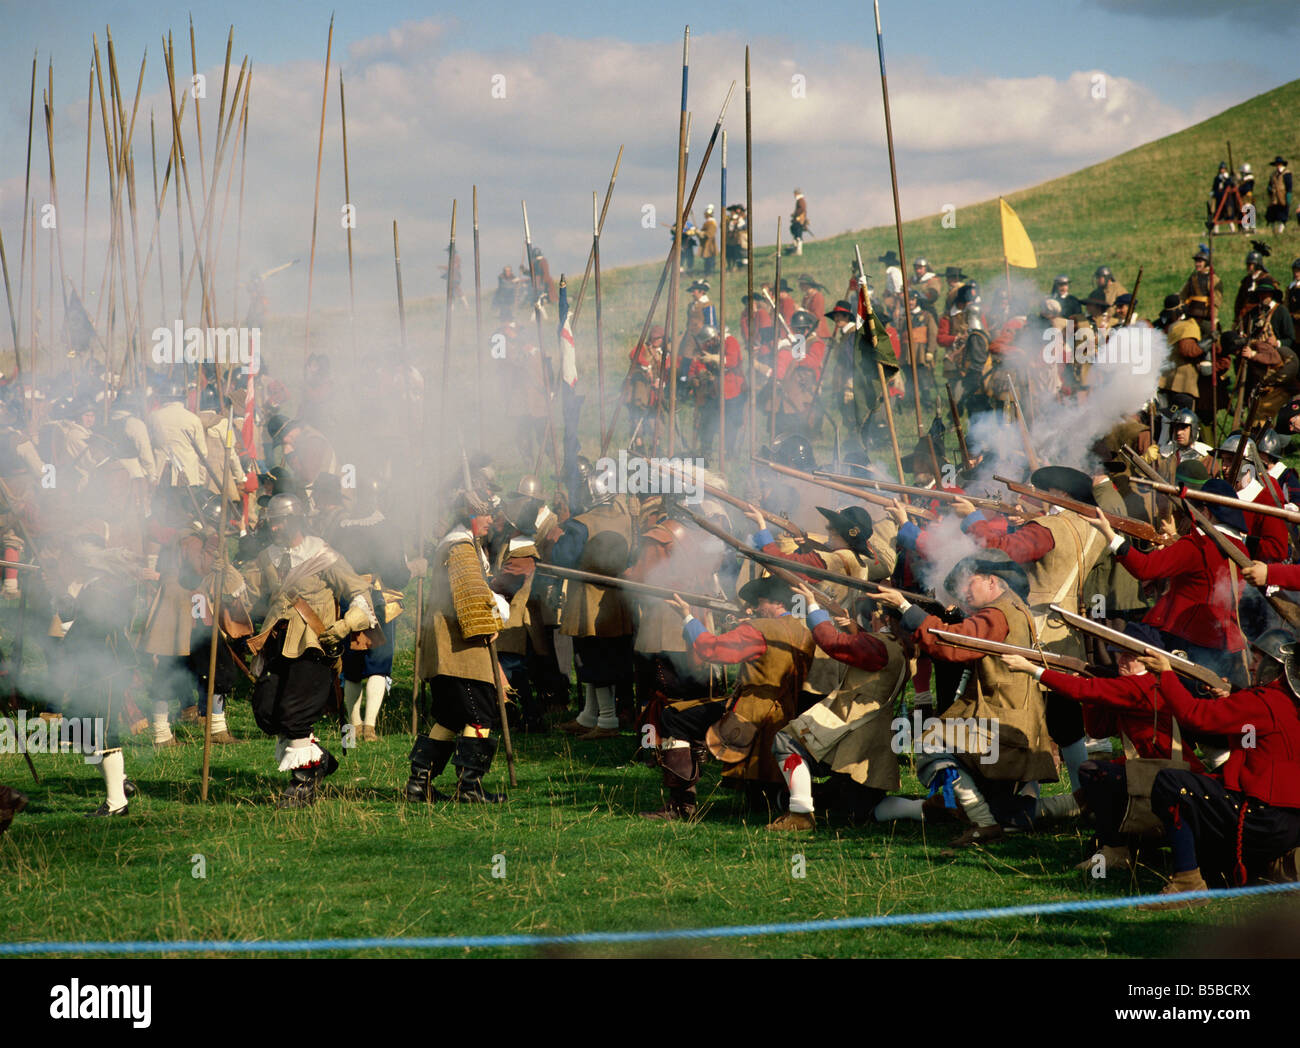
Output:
top-left (1137, 630), bottom-right (1300, 908)
top-left (1001, 620), bottom-right (1205, 874)
top-left (1087, 477), bottom-right (1250, 688)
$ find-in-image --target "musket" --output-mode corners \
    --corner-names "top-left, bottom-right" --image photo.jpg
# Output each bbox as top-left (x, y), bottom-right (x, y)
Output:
top-left (994, 475), bottom-right (1163, 545)
top-left (652, 458), bottom-right (823, 546)
top-left (927, 628), bottom-right (1093, 674)
top-left (673, 504), bottom-right (850, 617)
top-left (1006, 375), bottom-right (1040, 472)
top-left (1124, 266), bottom-right (1143, 326)
top-left (816, 472), bottom-right (1022, 517)
top-left (946, 380), bottom-right (973, 469)
top-left (1127, 475), bottom-right (1300, 524)
top-left (755, 456), bottom-right (938, 520)
top-left (1046, 603), bottom-right (1230, 693)
top-left (675, 504), bottom-right (941, 613)
top-left (534, 562), bottom-right (739, 616)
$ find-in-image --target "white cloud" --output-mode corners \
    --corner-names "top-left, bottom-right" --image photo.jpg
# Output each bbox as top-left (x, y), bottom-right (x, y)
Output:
top-left (0, 20), bottom-right (1199, 340)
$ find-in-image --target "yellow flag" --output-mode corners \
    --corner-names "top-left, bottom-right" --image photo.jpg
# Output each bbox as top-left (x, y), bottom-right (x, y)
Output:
top-left (999, 197), bottom-right (1037, 268)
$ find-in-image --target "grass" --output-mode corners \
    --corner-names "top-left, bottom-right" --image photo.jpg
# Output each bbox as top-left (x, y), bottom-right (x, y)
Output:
top-left (0, 648), bottom-right (1286, 959)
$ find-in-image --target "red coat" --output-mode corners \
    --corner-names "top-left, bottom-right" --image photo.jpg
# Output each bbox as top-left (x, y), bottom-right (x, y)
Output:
top-left (811, 619), bottom-right (891, 671)
top-left (1157, 671), bottom-right (1300, 808)
top-left (1238, 477), bottom-right (1290, 563)
top-left (967, 518), bottom-right (1054, 562)
top-left (1116, 530), bottom-right (1247, 651)
top-left (1039, 668), bottom-right (1204, 771)
top-left (774, 338), bottom-right (826, 381)
top-left (912, 605), bottom-right (1011, 663)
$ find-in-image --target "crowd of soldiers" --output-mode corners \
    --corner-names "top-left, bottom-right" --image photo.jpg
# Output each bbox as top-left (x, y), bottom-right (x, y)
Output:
top-left (6, 194), bottom-right (1300, 916)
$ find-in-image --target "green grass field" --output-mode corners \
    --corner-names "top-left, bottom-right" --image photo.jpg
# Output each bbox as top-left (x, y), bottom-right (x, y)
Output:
top-left (0, 631), bottom-right (1288, 960)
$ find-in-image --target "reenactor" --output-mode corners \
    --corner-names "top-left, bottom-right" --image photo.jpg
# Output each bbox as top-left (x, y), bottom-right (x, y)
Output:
top-left (765, 582), bottom-right (910, 830)
top-left (552, 463), bottom-right (636, 740)
top-left (685, 279), bottom-right (715, 341)
top-left (903, 288), bottom-right (940, 416)
top-left (875, 550), bottom-right (1053, 847)
top-left (333, 478), bottom-right (412, 742)
top-left (699, 204), bottom-right (719, 274)
top-left (1233, 245), bottom-right (1271, 323)
top-left (1266, 156), bottom-right (1292, 235)
top-left (789, 189), bottom-right (809, 255)
top-left (911, 257), bottom-right (942, 308)
top-left (724, 203), bottom-right (749, 270)
top-left (1092, 266), bottom-right (1127, 324)
top-left (244, 494), bottom-right (376, 807)
top-left (797, 274), bottom-right (831, 338)
top-left (1179, 249), bottom-right (1223, 339)
top-left (661, 576), bottom-right (815, 814)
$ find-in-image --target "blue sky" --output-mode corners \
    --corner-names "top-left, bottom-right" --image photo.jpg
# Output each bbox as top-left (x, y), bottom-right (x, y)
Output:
top-left (0, 0), bottom-right (1296, 330)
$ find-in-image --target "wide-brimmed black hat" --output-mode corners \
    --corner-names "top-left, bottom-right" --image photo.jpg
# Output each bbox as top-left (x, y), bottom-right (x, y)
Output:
top-left (687, 279), bottom-right (710, 292)
top-left (1029, 465), bottom-right (1097, 507)
top-left (797, 273), bottom-right (824, 288)
top-left (878, 251), bottom-right (901, 266)
top-left (778, 278), bottom-right (794, 293)
top-left (815, 505), bottom-right (874, 555)
top-left (1201, 478), bottom-right (1246, 532)
top-left (944, 266), bottom-right (967, 281)
top-left (900, 439), bottom-right (948, 477)
top-left (737, 575), bottom-right (795, 608)
top-left (1272, 156), bottom-right (1288, 166)
top-left (943, 548), bottom-right (1030, 603)
top-left (825, 299), bottom-right (854, 319)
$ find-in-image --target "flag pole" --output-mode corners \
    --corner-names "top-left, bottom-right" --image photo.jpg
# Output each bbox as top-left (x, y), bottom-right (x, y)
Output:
top-left (340, 67), bottom-right (357, 362)
top-left (769, 218), bottom-right (782, 447)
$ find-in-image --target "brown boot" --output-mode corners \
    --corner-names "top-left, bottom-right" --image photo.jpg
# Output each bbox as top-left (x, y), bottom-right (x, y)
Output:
top-left (1264, 847), bottom-right (1300, 884)
top-left (209, 730), bottom-right (242, 745)
top-left (361, 725), bottom-right (379, 742)
top-left (1138, 868), bottom-right (1210, 911)
top-left (640, 745), bottom-right (699, 821)
top-left (557, 719), bottom-right (592, 735)
top-left (767, 810), bottom-right (815, 831)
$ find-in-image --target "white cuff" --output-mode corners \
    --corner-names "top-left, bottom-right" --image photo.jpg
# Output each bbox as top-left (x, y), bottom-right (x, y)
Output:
top-left (898, 600), bottom-right (913, 613)
top-left (1108, 534), bottom-right (1125, 553)
top-left (1031, 665), bottom-right (1045, 681)
top-left (806, 602), bottom-right (821, 613)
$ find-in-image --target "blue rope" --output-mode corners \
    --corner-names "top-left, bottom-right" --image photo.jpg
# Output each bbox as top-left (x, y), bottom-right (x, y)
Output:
top-left (3, 880), bottom-right (1296, 955)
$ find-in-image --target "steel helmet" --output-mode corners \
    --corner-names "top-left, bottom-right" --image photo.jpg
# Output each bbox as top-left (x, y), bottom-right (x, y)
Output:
top-left (1258, 428), bottom-right (1291, 459)
top-left (265, 493), bottom-right (307, 526)
top-left (1170, 408), bottom-right (1199, 430)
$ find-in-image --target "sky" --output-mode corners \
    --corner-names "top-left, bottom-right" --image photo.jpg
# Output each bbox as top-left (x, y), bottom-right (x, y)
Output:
top-left (0, 0), bottom-right (1297, 328)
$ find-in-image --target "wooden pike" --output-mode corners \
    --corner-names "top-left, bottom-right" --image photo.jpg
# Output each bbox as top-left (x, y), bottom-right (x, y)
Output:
top-left (662, 25), bottom-right (691, 459)
top-left (17, 53), bottom-right (36, 355)
top-left (340, 68), bottom-right (356, 357)
top-left (872, 0), bottom-right (942, 483)
top-left (201, 406), bottom-right (236, 801)
top-left (593, 191), bottom-right (607, 450)
top-left (439, 200), bottom-right (458, 492)
top-left (82, 57), bottom-right (94, 298)
top-left (189, 14), bottom-right (208, 198)
top-left (472, 186), bottom-right (484, 447)
top-left (744, 46), bottom-right (756, 459)
top-left (522, 199), bottom-right (562, 477)
top-left (599, 81), bottom-right (734, 455)
top-left (0, 228), bottom-right (16, 357)
top-left (1006, 374), bottom-right (1040, 472)
top-left (233, 67), bottom-right (251, 323)
top-left (769, 219), bottom-right (782, 445)
top-left (717, 130), bottom-right (727, 472)
top-left (570, 144), bottom-right (623, 329)
top-left (42, 83), bottom-right (70, 358)
top-left (303, 13), bottom-right (334, 350)
top-left (394, 218), bottom-right (422, 736)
